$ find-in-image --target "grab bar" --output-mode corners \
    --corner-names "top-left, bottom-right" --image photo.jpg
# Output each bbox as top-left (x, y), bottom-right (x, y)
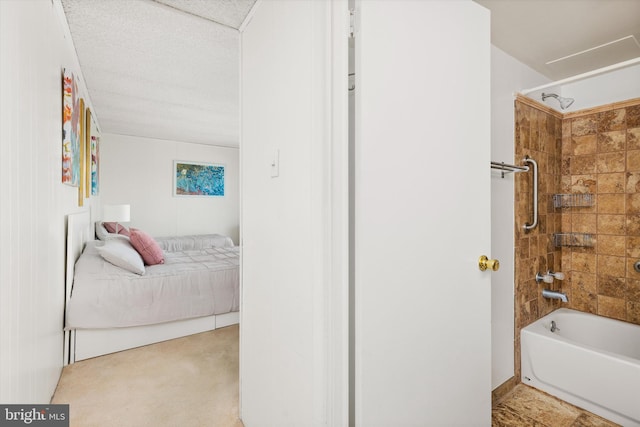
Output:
top-left (523, 155), bottom-right (538, 230)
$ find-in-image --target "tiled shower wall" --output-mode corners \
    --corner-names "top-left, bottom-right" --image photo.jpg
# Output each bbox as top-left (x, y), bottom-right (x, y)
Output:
top-left (561, 101), bottom-right (640, 322)
top-left (513, 98), bottom-right (564, 381)
top-left (513, 97), bottom-right (640, 382)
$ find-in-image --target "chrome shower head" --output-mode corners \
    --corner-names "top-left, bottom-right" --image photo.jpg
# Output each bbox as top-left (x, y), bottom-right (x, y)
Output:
top-left (541, 92), bottom-right (574, 110)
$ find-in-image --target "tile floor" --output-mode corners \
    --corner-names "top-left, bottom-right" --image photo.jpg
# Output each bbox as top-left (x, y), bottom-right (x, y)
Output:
top-left (492, 384), bottom-right (621, 427)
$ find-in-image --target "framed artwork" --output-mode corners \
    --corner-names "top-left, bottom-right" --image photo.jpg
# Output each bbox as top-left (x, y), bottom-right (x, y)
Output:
top-left (90, 114), bottom-right (100, 196)
top-left (78, 99), bottom-right (85, 206)
top-left (174, 161), bottom-right (225, 197)
top-left (62, 69), bottom-right (80, 186)
top-left (85, 107), bottom-right (92, 198)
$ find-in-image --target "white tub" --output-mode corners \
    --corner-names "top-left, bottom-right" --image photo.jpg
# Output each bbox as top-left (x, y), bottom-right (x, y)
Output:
top-left (521, 308), bottom-right (640, 426)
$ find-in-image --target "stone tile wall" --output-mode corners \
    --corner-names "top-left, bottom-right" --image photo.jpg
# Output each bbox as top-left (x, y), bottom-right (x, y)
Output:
top-left (561, 102), bottom-right (640, 322)
top-left (513, 98), bottom-right (563, 381)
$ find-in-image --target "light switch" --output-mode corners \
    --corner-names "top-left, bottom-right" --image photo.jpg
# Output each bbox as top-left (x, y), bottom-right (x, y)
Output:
top-left (271, 149), bottom-right (279, 178)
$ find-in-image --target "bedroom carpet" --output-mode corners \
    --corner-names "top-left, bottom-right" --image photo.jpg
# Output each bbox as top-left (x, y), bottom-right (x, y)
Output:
top-left (51, 325), bottom-right (242, 427)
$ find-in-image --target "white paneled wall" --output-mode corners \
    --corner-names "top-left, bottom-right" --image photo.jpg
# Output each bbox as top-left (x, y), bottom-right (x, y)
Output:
top-left (0, 0), bottom-right (100, 402)
top-left (99, 133), bottom-right (239, 243)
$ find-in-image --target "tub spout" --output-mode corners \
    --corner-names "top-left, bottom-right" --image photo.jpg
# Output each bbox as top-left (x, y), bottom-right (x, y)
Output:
top-left (542, 289), bottom-right (568, 303)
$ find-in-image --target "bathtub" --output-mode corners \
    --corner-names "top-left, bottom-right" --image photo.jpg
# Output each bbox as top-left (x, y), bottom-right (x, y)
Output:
top-left (521, 308), bottom-right (640, 426)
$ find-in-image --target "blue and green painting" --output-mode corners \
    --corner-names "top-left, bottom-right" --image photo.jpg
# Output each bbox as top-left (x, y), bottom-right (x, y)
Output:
top-left (175, 162), bottom-right (224, 196)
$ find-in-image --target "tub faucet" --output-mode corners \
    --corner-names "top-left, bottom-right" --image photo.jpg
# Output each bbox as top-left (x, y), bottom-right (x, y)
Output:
top-left (542, 289), bottom-right (568, 303)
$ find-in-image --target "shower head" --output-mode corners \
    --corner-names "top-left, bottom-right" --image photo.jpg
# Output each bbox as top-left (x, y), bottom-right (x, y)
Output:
top-left (541, 93), bottom-right (574, 110)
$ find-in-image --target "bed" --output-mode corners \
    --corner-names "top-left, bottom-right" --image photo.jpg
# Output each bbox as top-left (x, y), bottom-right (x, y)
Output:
top-left (64, 211), bottom-right (239, 364)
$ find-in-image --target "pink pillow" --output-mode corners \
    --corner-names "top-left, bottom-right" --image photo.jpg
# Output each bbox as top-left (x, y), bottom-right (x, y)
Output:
top-left (102, 222), bottom-right (131, 237)
top-left (129, 228), bottom-right (164, 265)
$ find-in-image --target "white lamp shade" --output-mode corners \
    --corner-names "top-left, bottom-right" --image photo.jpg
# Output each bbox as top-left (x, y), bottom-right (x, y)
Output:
top-left (103, 204), bottom-right (130, 223)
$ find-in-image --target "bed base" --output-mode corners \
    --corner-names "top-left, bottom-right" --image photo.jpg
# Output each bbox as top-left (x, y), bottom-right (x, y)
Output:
top-left (67, 311), bottom-right (239, 363)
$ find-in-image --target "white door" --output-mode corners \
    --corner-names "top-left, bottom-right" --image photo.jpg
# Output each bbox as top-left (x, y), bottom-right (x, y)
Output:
top-left (354, 1), bottom-right (492, 425)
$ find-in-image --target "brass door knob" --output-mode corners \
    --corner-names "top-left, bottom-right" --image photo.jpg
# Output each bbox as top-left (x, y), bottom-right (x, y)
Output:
top-left (479, 255), bottom-right (499, 271)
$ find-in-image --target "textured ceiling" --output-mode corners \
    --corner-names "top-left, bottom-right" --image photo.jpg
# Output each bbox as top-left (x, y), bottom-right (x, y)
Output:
top-left (61, 0), bottom-right (256, 147)
top-left (475, 0), bottom-right (640, 80)
top-left (152, 0), bottom-right (257, 29)
top-left (62, 0), bottom-right (640, 148)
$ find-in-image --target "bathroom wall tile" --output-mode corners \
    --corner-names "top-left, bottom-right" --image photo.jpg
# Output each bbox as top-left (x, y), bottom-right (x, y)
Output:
top-left (627, 193), bottom-right (640, 214)
top-left (562, 136), bottom-right (573, 159)
top-left (518, 237), bottom-right (530, 259)
top-left (561, 175), bottom-right (572, 192)
top-left (626, 171), bottom-right (640, 193)
top-left (627, 149), bottom-right (640, 171)
top-left (627, 301), bottom-right (640, 324)
top-left (627, 236), bottom-right (640, 258)
top-left (562, 250), bottom-right (572, 271)
top-left (572, 116), bottom-right (597, 137)
top-left (597, 130), bottom-right (626, 153)
top-left (597, 275), bottom-right (626, 299)
top-left (597, 295), bottom-right (626, 320)
top-left (628, 127), bottom-right (640, 150)
top-left (518, 278), bottom-right (538, 303)
top-left (571, 213), bottom-right (596, 234)
top-left (626, 105), bottom-right (640, 128)
top-left (596, 234), bottom-right (625, 256)
top-left (572, 134), bottom-right (597, 155)
top-left (572, 271), bottom-right (597, 293)
top-left (519, 257), bottom-right (536, 284)
top-left (572, 252), bottom-right (597, 273)
top-left (519, 298), bottom-right (538, 328)
top-left (519, 124), bottom-right (531, 150)
top-left (562, 119), bottom-right (572, 139)
top-left (570, 175), bottom-right (597, 194)
top-left (528, 235), bottom-right (539, 258)
top-left (571, 155), bottom-right (597, 174)
top-left (560, 158), bottom-right (571, 177)
top-left (597, 109), bottom-right (626, 132)
top-left (598, 193), bottom-right (625, 214)
top-left (597, 214), bottom-right (625, 235)
top-left (571, 286), bottom-right (597, 314)
top-left (597, 172), bottom-right (625, 193)
top-left (596, 152), bottom-right (626, 173)
top-left (627, 278), bottom-right (640, 302)
top-left (597, 255), bottom-right (626, 277)
top-left (627, 214), bottom-right (640, 236)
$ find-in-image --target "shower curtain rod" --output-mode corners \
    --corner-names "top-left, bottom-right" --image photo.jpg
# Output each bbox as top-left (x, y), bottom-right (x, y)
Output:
top-left (519, 57), bottom-right (640, 95)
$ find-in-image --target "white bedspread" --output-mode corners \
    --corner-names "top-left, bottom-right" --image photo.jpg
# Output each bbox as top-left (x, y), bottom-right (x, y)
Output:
top-left (154, 234), bottom-right (234, 252)
top-left (66, 241), bottom-right (239, 329)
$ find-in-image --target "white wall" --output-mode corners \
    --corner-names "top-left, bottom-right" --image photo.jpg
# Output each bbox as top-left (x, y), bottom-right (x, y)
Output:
top-left (523, 63), bottom-right (640, 113)
top-left (99, 133), bottom-right (239, 244)
top-left (560, 63), bottom-right (640, 110)
top-left (240, 0), bottom-right (348, 424)
top-left (0, 0), bottom-right (100, 403)
top-left (490, 45), bottom-right (550, 390)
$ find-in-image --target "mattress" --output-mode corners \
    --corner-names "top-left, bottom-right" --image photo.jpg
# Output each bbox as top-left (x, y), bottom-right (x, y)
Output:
top-left (154, 234), bottom-right (235, 252)
top-left (66, 241), bottom-right (239, 329)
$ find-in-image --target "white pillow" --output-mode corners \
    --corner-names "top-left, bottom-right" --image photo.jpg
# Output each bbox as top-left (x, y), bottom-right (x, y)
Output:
top-left (95, 221), bottom-right (110, 240)
top-left (96, 239), bottom-right (146, 275)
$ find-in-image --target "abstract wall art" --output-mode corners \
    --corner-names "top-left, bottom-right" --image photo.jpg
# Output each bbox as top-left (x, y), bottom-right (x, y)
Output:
top-left (62, 68), bottom-right (80, 187)
top-left (174, 161), bottom-right (225, 197)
